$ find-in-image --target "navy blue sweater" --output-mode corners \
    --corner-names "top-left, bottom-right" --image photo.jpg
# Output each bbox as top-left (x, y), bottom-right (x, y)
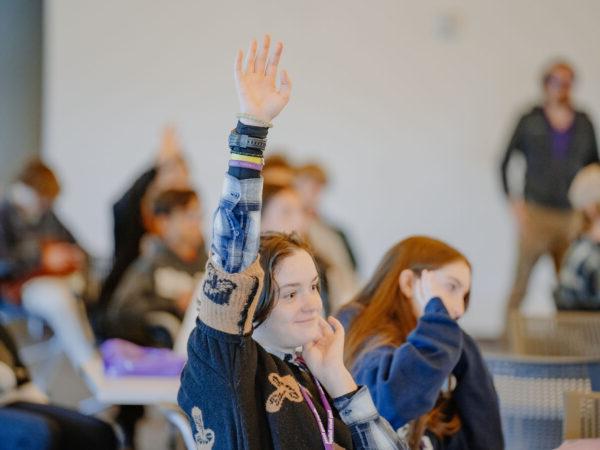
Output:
top-left (338, 298), bottom-right (504, 450)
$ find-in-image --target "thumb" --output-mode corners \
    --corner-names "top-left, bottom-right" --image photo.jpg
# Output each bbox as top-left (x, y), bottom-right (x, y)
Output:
top-left (278, 69), bottom-right (292, 99)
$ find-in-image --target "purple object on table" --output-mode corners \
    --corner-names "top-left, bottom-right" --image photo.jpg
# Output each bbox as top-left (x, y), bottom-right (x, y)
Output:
top-left (100, 338), bottom-right (186, 377)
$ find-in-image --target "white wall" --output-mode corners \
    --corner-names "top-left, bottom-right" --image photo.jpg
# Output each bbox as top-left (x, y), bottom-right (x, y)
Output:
top-left (43, 0), bottom-right (600, 337)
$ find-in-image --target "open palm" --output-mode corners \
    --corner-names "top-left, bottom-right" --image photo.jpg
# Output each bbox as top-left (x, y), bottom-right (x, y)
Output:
top-left (235, 35), bottom-right (291, 123)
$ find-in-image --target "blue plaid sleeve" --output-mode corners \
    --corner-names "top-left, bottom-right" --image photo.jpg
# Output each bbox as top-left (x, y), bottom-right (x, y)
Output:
top-left (334, 386), bottom-right (409, 450)
top-left (210, 173), bottom-right (263, 274)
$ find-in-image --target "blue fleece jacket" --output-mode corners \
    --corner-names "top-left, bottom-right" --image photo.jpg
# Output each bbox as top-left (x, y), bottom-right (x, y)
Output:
top-left (338, 298), bottom-right (504, 450)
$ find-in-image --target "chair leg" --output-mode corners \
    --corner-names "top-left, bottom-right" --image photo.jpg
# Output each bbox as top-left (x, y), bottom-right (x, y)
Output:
top-left (158, 405), bottom-right (196, 450)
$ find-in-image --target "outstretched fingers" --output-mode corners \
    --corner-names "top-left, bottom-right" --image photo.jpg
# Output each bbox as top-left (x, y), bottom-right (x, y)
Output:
top-left (234, 49), bottom-right (243, 82)
top-left (254, 35), bottom-right (271, 74)
top-left (245, 39), bottom-right (258, 74)
top-left (266, 41), bottom-right (284, 78)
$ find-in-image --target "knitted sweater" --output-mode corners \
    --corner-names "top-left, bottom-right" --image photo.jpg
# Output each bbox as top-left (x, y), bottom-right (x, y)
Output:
top-left (178, 122), bottom-right (407, 449)
top-left (179, 258), bottom-right (357, 449)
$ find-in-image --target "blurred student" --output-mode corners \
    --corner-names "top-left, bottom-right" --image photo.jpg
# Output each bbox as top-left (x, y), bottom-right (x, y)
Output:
top-left (0, 159), bottom-right (95, 369)
top-left (555, 164), bottom-right (600, 309)
top-left (105, 189), bottom-right (207, 347)
top-left (295, 162), bottom-right (360, 311)
top-left (0, 322), bottom-right (117, 450)
top-left (98, 126), bottom-right (191, 317)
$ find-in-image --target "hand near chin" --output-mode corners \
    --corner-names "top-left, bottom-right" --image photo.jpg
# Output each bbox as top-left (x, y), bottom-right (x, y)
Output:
top-left (302, 317), bottom-right (357, 398)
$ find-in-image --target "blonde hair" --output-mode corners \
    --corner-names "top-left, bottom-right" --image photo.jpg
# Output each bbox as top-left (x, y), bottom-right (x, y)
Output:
top-left (569, 164), bottom-right (600, 210)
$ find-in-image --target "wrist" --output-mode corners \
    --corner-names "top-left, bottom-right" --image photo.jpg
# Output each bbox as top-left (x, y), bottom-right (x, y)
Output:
top-left (237, 112), bottom-right (273, 128)
top-left (318, 367), bottom-right (357, 399)
top-left (239, 117), bottom-right (268, 127)
top-left (235, 121), bottom-right (269, 139)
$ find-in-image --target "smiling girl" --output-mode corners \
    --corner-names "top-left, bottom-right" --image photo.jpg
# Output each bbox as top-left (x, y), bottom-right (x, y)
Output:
top-left (178, 36), bottom-right (407, 450)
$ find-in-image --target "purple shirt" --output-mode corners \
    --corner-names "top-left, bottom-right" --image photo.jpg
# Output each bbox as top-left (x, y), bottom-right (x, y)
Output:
top-left (551, 126), bottom-right (574, 159)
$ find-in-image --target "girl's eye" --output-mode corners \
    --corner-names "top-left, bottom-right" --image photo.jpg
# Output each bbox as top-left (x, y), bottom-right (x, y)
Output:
top-left (284, 291), bottom-right (296, 300)
top-left (311, 283), bottom-right (319, 292)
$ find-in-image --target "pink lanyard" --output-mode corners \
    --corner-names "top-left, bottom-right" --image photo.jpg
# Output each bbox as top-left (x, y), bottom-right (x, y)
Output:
top-left (295, 359), bottom-right (335, 450)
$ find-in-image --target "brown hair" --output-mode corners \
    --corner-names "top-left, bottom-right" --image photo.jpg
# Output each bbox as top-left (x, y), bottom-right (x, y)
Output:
top-left (296, 162), bottom-right (328, 186)
top-left (343, 236), bottom-right (471, 449)
top-left (254, 232), bottom-right (317, 326)
top-left (152, 189), bottom-right (198, 216)
top-left (17, 158), bottom-right (61, 199)
top-left (542, 60), bottom-right (575, 86)
top-left (263, 153), bottom-right (295, 186)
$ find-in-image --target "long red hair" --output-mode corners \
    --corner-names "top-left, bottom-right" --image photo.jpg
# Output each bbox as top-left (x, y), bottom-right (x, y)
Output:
top-left (343, 236), bottom-right (471, 449)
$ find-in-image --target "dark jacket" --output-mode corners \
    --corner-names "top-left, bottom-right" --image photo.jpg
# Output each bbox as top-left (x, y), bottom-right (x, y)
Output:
top-left (0, 199), bottom-right (77, 283)
top-left (501, 106), bottom-right (598, 209)
top-left (98, 167), bottom-right (157, 309)
top-left (106, 238), bottom-right (206, 345)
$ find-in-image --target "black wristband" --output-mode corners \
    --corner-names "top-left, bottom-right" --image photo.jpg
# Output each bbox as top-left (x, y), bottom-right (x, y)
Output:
top-left (235, 121), bottom-right (268, 139)
top-left (228, 121), bottom-right (269, 180)
top-left (228, 131), bottom-right (267, 151)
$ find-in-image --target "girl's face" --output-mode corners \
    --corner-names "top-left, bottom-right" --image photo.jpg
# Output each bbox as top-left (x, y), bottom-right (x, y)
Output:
top-left (401, 260), bottom-right (471, 320)
top-left (261, 189), bottom-right (307, 235)
top-left (254, 249), bottom-right (323, 351)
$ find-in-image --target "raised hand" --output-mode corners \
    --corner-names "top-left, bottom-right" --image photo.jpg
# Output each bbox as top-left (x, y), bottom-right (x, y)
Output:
top-left (302, 317), bottom-right (357, 398)
top-left (157, 125), bottom-right (182, 165)
top-left (235, 35), bottom-right (291, 124)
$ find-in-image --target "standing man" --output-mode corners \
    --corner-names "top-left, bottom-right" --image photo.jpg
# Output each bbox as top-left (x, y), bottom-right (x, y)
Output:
top-left (501, 61), bottom-right (598, 333)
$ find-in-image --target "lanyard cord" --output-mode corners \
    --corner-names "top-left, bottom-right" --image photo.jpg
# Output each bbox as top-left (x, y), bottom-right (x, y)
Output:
top-left (294, 357), bottom-right (335, 449)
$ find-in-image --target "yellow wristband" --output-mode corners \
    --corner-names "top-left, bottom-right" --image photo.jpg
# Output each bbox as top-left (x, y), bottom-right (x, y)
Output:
top-left (230, 153), bottom-right (264, 165)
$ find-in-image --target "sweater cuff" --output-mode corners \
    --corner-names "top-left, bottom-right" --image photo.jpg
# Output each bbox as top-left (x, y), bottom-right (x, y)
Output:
top-left (333, 385), bottom-right (378, 425)
top-left (198, 258), bottom-right (264, 335)
top-left (424, 297), bottom-right (450, 316)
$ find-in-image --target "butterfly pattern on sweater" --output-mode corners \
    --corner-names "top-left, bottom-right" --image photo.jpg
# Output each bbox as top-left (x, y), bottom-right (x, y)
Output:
top-left (191, 406), bottom-right (215, 449)
top-left (202, 270), bottom-right (237, 305)
top-left (266, 373), bottom-right (303, 413)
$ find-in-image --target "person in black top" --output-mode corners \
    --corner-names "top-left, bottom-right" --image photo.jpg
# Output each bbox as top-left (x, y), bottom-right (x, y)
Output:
top-left (96, 127), bottom-right (191, 332)
top-left (500, 60), bottom-right (599, 334)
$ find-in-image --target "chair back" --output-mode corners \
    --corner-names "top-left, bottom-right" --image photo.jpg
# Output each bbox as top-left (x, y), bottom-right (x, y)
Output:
top-left (485, 353), bottom-right (600, 450)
